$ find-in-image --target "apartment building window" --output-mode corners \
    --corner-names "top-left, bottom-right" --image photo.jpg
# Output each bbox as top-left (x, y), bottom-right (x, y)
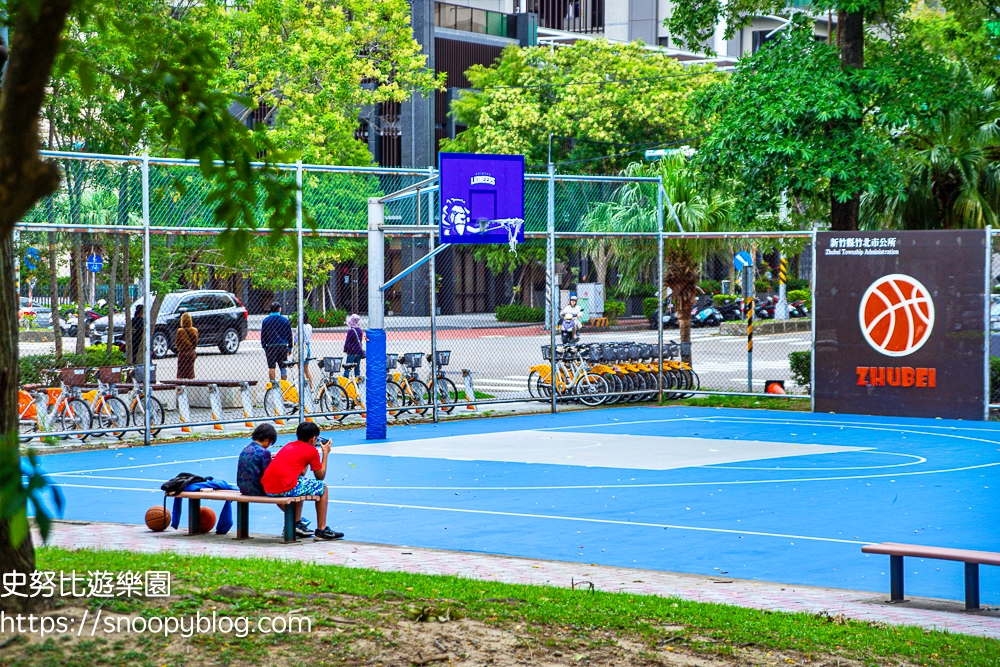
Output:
top-left (522, 0), bottom-right (603, 34)
top-left (435, 1), bottom-right (510, 37)
top-left (751, 30), bottom-right (775, 53)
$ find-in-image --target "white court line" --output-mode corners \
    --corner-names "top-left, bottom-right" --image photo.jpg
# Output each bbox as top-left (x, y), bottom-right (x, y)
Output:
top-left (46, 482), bottom-right (874, 546)
top-left (51, 458), bottom-right (1000, 491)
top-left (706, 451), bottom-right (926, 471)
top-left (541, 415), bottom-right (1000, 441)
top-left (47, 455), bottom-right (239, 476)
top-left (56, 483), bottom-right (161, 493)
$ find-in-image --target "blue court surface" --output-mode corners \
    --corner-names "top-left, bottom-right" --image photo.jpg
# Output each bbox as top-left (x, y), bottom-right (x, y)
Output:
top-left (33, 406), bottom-right (999, 605)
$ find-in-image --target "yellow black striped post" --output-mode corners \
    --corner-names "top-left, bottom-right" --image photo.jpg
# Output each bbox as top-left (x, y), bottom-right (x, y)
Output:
top-left (778, 256), bottom-right (787, 286)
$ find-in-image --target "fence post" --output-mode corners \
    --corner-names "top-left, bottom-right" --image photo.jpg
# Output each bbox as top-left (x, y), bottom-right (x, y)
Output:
top-left (141, 153), bottom-right (152, 445)
top-left (657, 179), bottom-right (665, 404)
top-left (296, 161), bottom-right (305, 423)
top-left (548, 162), bottom-right (557, 414)
top-left (428, 187), bottom-right (439, 423)
top-left (366, 197), bottom-right (387, 439)
top-left (985, 226), bottom-right (992, 420)
top-left (810, 229), bottom-right (817, 413)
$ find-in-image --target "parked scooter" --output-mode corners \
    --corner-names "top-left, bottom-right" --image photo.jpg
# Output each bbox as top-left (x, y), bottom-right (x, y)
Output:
top-left (691, 303), bottom-right (724, 328)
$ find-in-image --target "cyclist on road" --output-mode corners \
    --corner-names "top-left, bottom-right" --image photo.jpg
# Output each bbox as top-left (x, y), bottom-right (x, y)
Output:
top-left (261, 302), bottom-right (292, 382)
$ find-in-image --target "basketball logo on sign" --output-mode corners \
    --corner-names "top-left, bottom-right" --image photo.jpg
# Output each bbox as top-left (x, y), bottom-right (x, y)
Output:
top-left (858, 274), bottom-right (935, 357)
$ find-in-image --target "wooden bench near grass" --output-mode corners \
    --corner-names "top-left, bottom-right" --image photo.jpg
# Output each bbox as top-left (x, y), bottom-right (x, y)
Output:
top-left (862, 542), bottom-right (1000, 610)
top-left (173, 489), bottom-right (321, 543)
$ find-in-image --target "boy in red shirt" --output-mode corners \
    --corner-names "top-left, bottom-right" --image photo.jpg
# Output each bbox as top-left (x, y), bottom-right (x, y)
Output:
top-left (261, 422), bottom-right (343, 540)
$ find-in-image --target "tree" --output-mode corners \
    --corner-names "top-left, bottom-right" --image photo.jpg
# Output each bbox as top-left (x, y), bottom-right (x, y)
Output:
top-left (690, 15), bottom-right (969, 230)
top-left (861, 83), bottom-right (1000, 229)
top-left (0, 0), bottom-right (431, 611)
top-left (442, 39), bottom-right (720, 173)
top-left (582, 156), bottom-right (736, 363)
top-left (209, 0), bottom-right (441, 165)
top-left (910, 3), bottom-right (1000, 83)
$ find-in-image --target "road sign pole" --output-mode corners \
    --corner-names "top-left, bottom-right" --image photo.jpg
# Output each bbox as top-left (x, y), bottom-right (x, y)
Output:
top-left (743, 265), bottom-right (753, 393)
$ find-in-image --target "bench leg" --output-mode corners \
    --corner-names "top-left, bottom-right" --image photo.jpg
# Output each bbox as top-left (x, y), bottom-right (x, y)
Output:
top-left (965, 563), bottom-right (980, 611)
top-left (187, 498), bottom-right (201, 535)
top-left (236, 502), bottom-right (249, 540)
top-left (283, 504), bottom-right (296, 543)
top-left (890, 555), bottom-right (904, 602)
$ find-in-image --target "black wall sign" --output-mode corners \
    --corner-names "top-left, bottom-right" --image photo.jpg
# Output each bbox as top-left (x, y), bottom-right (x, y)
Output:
top-left (814, 230), bottom-right (987, 420)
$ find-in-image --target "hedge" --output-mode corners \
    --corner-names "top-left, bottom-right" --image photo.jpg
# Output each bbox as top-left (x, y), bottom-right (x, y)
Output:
top-left (791, 352), bottom-right (1000, 401)
top-left (788, 350), bottom-right (810, 389)
top-left (20, 344), bottom-right (126, 386)
top-left (495, 304), bottom-right (545, 323)
top-left (713, 294), bottom-right (741, 307)
top-left (604, 300), bottom-right (625, 324)
top-left (290, 308), bottom-right (348, 329)
top-left (787, 289), bottom-right (811, 307)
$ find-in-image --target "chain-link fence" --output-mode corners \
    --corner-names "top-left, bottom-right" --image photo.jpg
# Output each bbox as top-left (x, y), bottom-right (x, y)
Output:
top-left (15, 151), bottom-right (816, 447)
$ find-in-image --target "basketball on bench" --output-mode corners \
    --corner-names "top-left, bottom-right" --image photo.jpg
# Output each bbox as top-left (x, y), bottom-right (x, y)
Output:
top-left (198, 506), bottom-right (217, 533)
top-left (144, 506), bottom-right (171, 532)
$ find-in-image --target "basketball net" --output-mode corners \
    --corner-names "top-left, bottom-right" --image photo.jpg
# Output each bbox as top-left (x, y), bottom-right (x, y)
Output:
top-left (493, 217), bottom-right (523, 256)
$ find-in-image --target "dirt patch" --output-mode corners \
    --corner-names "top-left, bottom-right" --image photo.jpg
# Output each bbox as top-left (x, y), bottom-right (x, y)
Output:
top-left (1, 592), bottom-right (879, 667)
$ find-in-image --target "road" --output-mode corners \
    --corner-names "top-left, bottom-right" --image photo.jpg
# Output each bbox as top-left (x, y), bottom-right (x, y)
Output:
top-left (21, 327), bottom-right (809, 400)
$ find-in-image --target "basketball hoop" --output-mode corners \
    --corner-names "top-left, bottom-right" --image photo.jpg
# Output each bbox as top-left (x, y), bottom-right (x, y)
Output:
top-left (496, 217), bottom-right (523, 255)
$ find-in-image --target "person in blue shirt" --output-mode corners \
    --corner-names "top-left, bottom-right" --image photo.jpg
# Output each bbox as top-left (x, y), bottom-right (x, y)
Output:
top-left (260, 302), bottom-right (292, 382)
top-left (235, 423), bottom-right (313, 538)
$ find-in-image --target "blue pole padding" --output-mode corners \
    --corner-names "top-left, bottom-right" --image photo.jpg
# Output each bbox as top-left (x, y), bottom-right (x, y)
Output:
top-left (365, 328), bottom-right (387, 440)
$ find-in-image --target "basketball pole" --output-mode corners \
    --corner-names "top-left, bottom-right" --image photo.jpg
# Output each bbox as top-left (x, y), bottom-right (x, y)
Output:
top-left (366, 197), bottom-right (387, 439)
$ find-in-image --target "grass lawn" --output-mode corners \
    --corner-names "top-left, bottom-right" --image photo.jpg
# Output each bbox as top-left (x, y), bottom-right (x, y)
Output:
top-left (4, 547), bottom-right (995, 667)
top-left (662, 394), bottom-right (810, 411)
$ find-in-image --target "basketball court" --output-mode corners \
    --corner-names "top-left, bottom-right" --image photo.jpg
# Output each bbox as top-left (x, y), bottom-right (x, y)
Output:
top-left (34, 404), bottom-right (1000, 605)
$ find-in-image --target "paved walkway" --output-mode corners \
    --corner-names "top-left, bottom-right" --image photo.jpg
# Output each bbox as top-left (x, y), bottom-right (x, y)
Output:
top-left (40, 521), bottom-right (1000, 639)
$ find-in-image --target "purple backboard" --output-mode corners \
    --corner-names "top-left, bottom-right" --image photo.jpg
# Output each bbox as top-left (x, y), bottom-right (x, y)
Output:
top-left (439, 152), bottom-right (524, 247)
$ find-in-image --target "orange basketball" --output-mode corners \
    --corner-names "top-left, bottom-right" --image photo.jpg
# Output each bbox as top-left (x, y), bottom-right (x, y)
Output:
top-left (859, 274), bottom-right (934, 357)
top-left (144, 506), bottom-right (171, 532)
top-left (198, 506), bottom-right (216, 534)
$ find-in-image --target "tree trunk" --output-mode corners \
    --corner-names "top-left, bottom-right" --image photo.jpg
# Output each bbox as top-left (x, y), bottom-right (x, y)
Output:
top-left (0, 0), bottom-right (75, 611)
top-left (108, 237), bottom-right (118, 352)
top-left (666, 247), bottom-right (699, 366)
top-left (0, 230), bottom-right (37, 612)
top-left (831, 9), bottom-right (865, 232)
top-left (48, 232), bottom-right (62, 360)
top-left (593, 242), bottom-right (610, 287)
top-left (75, 234), bottom-right (86, 354)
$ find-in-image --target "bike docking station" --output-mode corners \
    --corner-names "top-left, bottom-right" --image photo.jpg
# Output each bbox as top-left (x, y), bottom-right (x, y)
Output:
top-left (366, 153), bottom-right (525, 439)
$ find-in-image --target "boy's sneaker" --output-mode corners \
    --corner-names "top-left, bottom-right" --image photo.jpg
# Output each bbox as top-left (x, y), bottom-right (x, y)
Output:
top-left (313, 527), bottom-right (344, 541)
top-left (294, 520), bottom-right (314, 537)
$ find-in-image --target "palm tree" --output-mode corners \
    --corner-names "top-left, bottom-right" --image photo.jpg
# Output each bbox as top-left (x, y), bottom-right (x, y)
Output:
top-left (583, 155), bottom-right (734, 363)
top-left (862, 84), bottom-right (1000, 230)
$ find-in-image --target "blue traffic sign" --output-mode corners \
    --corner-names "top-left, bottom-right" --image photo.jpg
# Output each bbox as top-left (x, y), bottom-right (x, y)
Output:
top-left (24, 247), bottom-right (40, 271)
top-left (734, 251), bottom-right (753, 272)
top-left (86, 253), bottom-right (103, 273)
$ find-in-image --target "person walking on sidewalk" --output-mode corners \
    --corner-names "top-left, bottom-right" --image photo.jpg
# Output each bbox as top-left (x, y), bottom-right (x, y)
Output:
top-left (175, 312), bottom-right (198, 379)
top-left (343, 313), bottom-right (366, 378)
top-left (261, 302), bottom-right (292, 383)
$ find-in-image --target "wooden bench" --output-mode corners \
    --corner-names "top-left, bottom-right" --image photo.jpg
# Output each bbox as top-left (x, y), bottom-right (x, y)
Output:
top-left (862, 542), bottom-right (1000, 610)
top-left (173, 489), bottom-right (321, 543)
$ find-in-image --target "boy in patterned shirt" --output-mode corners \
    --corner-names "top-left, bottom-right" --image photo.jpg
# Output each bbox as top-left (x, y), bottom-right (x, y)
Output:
top-left (237, 424), bottom-right (311, 538)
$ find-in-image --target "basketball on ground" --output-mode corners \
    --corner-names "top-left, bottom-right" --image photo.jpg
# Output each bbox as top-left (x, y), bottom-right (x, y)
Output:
top-left (144, 506), bottom-right (171, 532)
top-left (198, 506), bottom-right (217, 533)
